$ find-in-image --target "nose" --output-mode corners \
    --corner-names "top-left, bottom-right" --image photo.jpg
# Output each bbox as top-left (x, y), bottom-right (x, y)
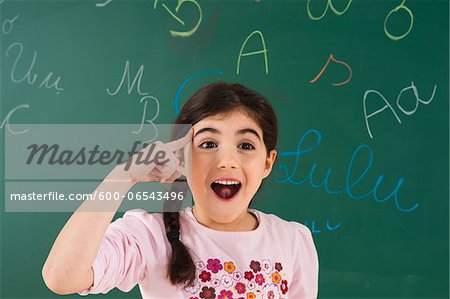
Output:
top-left (216, 145), bottom-right (239, 169)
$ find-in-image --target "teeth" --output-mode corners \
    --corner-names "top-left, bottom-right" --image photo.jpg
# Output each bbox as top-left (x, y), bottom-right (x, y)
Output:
top-left (213, 180), bottom-right (240, 185)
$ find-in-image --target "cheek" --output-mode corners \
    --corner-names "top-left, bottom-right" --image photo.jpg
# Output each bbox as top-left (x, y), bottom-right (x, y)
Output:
top-left (189, 154), bottom-right (210, 187)
top-left (244, 155), bottom-right (267, 170)
top-left (191, 152), bottom-right (210, 171)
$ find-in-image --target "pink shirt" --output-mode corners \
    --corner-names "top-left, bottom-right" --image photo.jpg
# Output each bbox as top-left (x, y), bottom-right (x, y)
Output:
top-left (78, 207), bottom-right (319, 298)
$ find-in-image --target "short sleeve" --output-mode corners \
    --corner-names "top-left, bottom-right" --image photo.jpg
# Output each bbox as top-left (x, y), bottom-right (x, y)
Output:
top-left (77, 209), bottom-right (163, 296)
top-left (289, 223), bottom-right (319, 299)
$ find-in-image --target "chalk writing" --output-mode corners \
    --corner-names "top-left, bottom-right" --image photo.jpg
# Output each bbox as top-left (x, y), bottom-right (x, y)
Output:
top-left (303, 220), bottom-right (342, 233)
top-left (154, 0), bottom-right (203, 37)
top-left (275, 129), bottom-right (419, 213)
top-left (1, 104), bottom-right (31, 135)
top-left (2, 14), bottom-right (64, 94)
top-left (307, 0), bottom-right (352, 21)
top-left (384, 0), bottom-right (414, 41)
top-left (132, 95), bottom-right (160, 144)
top-left (237, 30), bottom-right (269, 75)
top-left (310, 54), bottom-right (352, 86)
top-left (106, 61), bottom-right (149, 96)
top-left (174, 70), bottom-right (224, 115)
top-left (6, 42), bottom-right (64, 94)
top-left (2, 14), bottom-right (19, 35)
top-left (1, 12), bottom-right (30, 135)
top-left (363, 82), bottom-right (437, 139)
top-left (105, 61), bottom-right (162, 138)
top-left (96, 0), bottom-right (112, 7)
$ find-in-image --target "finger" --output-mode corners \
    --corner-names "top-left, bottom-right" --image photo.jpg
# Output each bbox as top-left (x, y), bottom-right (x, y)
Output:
top-left (149, 163), bottom-right (170, 179)
top-left (162, 169), bottom-right (182, 183)
top-left (159, 167), bottom-right (177, 183)
top-left (159, 159), bottom-right (178, 177)
top-left (165, 127), bottom-right (193, 152)
top-left (177, 164), bottom-right (187, 177)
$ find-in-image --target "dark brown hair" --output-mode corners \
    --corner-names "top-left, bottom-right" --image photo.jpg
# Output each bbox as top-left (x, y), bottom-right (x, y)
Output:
top-left (162, 81), bottom-right (278, 287)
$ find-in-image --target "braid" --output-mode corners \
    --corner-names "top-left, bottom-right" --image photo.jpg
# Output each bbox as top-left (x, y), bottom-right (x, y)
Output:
top-left (162, 179), bottom-right (196, 287)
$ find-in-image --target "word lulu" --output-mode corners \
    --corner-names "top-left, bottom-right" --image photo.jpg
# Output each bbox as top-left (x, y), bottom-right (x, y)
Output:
top-left (275, 129), bottom-right (419, 213)
top-left (303, 220), bottom-right (342, 234)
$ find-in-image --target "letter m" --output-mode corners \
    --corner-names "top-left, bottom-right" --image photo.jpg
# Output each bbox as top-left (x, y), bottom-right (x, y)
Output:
top-left (106, 60), bottom-right (149, 96)
top-left (26, 144), bottom-right (59, 164)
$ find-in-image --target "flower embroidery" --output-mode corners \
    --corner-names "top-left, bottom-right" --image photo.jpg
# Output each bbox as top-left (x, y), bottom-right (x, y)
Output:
top-left (218, 289), bottom-right (233, 299)
top-left (255, 273), bottom-right (265, 286)
top-left (271, 271), bottom-right (281, 284)
top-left (199, 270), bottom-right (212, 283)
top-left (262, 283), bottom-right (281, 299)
top-left (224, 261), bottom-right (236, 274)
top-left (261, 259), bottom-right (273, 274)
top-left (211, 278), bottom-right (220, 288)
top-left (184, 279), bottom-right (201, 294)
top-left (274, 262), bottom-right (283, 272)
top-left (249, 260), bottom-right (261, 273)
top-left (235, 282), bottom-right (246, 294)
top-left (199, 286), bottom-right (216, 299)
top-left (281, 279), bottom-right (289, 295)
top-left (207, 258), bottom-right (223, 274)
top-left (232, 271), bottom-right (242, 281)
top-left (244, 271), bottom-right (254, 281)
top-left (221, 273), bottom-right (233, 288)
top-left (184, 259), bottom-right (289, 298)
top-left (246, 292), bottom-right (256, 299)
top-left (196, 261), bottom-right (206, 271)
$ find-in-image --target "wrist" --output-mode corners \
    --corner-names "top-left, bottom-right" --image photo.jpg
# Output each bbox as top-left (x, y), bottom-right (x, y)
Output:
top-left (107, 166), bottom-right (135, 186)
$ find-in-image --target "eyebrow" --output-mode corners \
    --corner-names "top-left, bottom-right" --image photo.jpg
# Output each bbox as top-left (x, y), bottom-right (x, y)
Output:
top-left (194, 127), bottom-right (261, 142)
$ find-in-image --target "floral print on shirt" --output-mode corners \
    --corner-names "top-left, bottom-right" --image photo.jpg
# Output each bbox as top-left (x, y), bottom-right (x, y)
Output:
top-left (184, 258), bottom-right (289, 299)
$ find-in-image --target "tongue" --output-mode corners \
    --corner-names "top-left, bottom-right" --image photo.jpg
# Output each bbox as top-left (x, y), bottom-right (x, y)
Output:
top-left (212, 184), bottom-right (239, 199)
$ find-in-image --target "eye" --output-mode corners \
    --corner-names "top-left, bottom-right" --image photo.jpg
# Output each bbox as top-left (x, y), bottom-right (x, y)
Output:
top-left (239, 142), bottom-right (255, 151)
top-left (198, 140), bottom-right (255, 150)
top-left (199, 140), bottom-right (217, 149)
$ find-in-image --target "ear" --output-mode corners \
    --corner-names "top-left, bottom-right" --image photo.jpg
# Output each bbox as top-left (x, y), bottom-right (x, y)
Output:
top-left (263, 149), bottom-right (277, 179)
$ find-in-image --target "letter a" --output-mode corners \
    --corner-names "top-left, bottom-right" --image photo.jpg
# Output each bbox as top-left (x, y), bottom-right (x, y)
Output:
top-left (236, 30), bottom-right (269, 75)
top-left (363, 90), bottom-right (402, 139)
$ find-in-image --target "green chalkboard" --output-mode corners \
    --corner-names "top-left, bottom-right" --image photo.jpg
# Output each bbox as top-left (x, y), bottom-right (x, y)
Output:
top-left (1, 0), bottom-right (448, 298)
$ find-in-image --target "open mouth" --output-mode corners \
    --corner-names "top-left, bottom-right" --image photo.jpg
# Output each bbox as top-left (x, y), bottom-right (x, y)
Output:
top-left (210, 182), bottom-right (242, 200)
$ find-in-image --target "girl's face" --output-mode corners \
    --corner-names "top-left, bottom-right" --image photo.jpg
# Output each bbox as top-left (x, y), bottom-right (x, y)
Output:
top-left (183, 109), bottom-right (277, 231)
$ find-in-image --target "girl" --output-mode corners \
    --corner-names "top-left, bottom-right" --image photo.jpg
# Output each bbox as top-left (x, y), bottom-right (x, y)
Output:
top-left (42, 82), bottom-right (319, 298)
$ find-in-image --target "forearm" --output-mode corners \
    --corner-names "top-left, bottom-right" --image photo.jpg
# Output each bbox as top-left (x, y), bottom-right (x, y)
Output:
top-left (42, 167), bottom-right (134, 292)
